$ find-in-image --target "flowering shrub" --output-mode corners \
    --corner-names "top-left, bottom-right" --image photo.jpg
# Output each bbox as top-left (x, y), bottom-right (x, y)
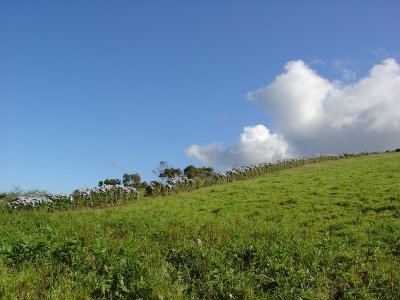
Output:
top-left (7, 194), bottom-right (72, 210)
top-left (72, 184), bottom-right (138, 207)
top-left (207, 151), bottom-right (391, 185)
top-left (6, 185), bottom-right (138, 211)
top-left (145, 176), bottom-right (196, 197)
top-left (145, 150), bottom-right (392, 197)
top-left (205, 155), bottom-right (337, 185)
top-left (3, 150), bottom-right (394, 206)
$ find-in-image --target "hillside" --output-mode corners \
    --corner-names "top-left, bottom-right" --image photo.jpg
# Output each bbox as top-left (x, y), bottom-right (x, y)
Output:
top-left (0, 153), bottom-right (399, 299)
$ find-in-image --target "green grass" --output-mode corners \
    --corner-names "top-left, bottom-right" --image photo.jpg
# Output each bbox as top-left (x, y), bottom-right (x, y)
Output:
top-left (0, 153), bottom-right (399, 299)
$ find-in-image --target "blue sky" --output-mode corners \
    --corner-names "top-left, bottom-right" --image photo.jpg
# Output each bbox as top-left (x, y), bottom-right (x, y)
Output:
top-left (1, 1), bottom-right (399, 194)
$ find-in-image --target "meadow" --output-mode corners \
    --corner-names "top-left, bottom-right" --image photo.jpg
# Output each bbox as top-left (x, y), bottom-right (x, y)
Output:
top-left (0, 152), bottom-right (399, 299)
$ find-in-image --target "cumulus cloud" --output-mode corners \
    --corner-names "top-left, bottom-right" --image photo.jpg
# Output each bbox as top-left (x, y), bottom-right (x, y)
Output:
top-left (186, 125), bottom-right (291, 167)
top-left (187, 58), bottom-right (400, 167)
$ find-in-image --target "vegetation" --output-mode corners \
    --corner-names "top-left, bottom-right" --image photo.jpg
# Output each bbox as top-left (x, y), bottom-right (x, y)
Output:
top-left (99, 179), bottom-right (122, 187)
top-left (144, 152), bottom-right (396, 197)
top-left (2, 151), bottom-right (392, 211)
top-left (154, 161), bottom-right (184, 180)
top-left (0, 152), bottom-right (399, 299)
top-left (184, 165), bottom-right (215, 186)
top-left (2, 185), bottom-right (138, 211)
top-left (0, 186), bottom-right (48, 202)
top-left (122, 173), bottom-right (141, 189)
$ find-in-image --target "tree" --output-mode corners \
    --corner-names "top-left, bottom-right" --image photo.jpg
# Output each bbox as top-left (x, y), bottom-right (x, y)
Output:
top-left (153, 161), bottom-right (183, 180)
top-left (99, 178), bottom-right (121, 186)
top-left (183, 165), bottom-right (198, 179)
top-left (184, 165), bottom-right (214, 180)
top-left (153, 161), bottom-right (168, 178)
top-left (123, 173), bottom-right (141, 189)
top-left (159, 167), bottom-right (183, 179)
top-left (140, 181), bottom-right (148, 190)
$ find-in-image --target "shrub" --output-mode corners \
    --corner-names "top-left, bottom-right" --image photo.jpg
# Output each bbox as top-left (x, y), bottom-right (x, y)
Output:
top-left (6, 185), bottom-right (138, 211)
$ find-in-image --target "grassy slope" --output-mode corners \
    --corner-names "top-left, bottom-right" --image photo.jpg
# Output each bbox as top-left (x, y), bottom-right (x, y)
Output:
top-left (0, 153), bottom-right (399, 299)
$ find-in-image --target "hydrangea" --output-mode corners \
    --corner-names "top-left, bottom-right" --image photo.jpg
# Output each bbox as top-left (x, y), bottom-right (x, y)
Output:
top-left (5, 150), bottom-right (393, 205)
top-left (7, 185), bottom-right (138, 210)
top-left (8, 196), bottom-right (54, 209)
top-left (206, 152), bottom-right (386, 185)
top-left (45, 193), bottom-right (73, 202)
top-left (71, 184), bottom-right (138, 207)
top-left (145, 176), bottom-right (196, 196)
top-left (72, 184), bottom-right (138, 198)
top-left (146, 152), bottom-right (391, 196)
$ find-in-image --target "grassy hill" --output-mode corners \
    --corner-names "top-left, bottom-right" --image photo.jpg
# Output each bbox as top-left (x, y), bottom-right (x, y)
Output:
top-left (0, 153), bottom-right (399, 299)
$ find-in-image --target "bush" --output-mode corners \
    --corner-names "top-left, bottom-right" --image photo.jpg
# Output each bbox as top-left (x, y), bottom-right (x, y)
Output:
top-left (6, 185), bottom-right (138, 211)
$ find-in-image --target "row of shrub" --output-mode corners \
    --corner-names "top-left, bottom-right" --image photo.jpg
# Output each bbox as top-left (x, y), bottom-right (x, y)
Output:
top-left (3, 185), bottom-right (138, 211)
top-left (144, 150), bottom-right (396, 197)
top-left (2, 149), bottom-right (397, 211)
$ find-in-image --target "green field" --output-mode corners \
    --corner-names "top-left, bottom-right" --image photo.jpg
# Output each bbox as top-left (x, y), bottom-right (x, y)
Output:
top-left (0, 153), bottom-right (399, 299)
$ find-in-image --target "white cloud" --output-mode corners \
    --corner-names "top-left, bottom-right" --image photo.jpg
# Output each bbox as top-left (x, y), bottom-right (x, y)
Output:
top-left (247, 60), bottom-right (333, 137)
top-left (185, 143), bottom-right (223, 167)
top-left (186, 125), bottom-right (290, 167)
top-left (326, 59), bottom-right (400, 132)
top-left (186, 59), bottom-right (400, 167)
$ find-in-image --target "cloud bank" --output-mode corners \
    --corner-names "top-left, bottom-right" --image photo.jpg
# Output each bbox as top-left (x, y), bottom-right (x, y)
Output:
top-left (186, 58), bottom-right (400, 167)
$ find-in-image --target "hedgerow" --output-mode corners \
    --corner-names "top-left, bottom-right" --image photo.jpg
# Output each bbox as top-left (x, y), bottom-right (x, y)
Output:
top-left (144, 150), bottom-right (393, 197)
top-left (2, 150), bottom-right (396, 209)
top-left (4, 185), bottom-right (138, 211)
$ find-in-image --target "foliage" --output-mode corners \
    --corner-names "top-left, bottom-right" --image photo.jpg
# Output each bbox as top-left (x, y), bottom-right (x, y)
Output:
top-left (184, 165), bottom-right (214, 180)
top-left (153, 160), bottom-right (168, 178)
top-left (153, 161), bottom-right (183, 180)
top-left (0, 239), bottom-right (156, 299)
top-left (1, 186), bottom-right (48, 199)
top-left (4, 185), bottom-right (138, 211)
top-left (122, 173), bottom-right (141, 189)
top-left (145, 150), bottom-right (396, 197)
top-left (160, 167), bottom-right (183, 180)
top-left (72, 185), bottom-right (138, 208)
top-left (145, 176), bottom-right (196, 197)
top-left (140, 181), bottom-right (148, 190)
top-left (99, 178), bottom-right (121, 187)
top-left (0, 187), bottom-right (50, 209)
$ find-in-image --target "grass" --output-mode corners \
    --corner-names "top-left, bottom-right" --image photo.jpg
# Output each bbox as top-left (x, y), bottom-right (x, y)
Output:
top-left (0, 152), bottom-right (399, 299)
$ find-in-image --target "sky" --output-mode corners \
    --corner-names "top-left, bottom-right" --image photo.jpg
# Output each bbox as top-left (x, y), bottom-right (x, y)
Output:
top-left (1, 1), bottom-right (399, 194)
